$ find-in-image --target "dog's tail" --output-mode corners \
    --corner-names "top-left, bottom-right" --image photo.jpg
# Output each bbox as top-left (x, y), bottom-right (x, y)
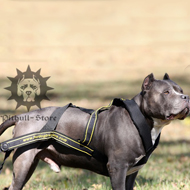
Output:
top-left (0, 116), bottom-right (17, 135)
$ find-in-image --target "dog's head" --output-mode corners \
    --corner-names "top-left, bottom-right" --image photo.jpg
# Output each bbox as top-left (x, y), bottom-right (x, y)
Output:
top-left (141, 73), bottom-right (189, 123)
top-left (17, 75), bottom-right (41, 102)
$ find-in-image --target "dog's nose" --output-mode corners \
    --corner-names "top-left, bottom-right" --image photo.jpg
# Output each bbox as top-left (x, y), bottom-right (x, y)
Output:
top-left (26, 91), bottom-right (31, 95)
top-left (181, 95), bottom-right (189, 100)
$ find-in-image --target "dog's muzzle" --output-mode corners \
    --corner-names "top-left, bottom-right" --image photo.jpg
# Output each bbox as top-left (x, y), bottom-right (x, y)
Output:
top-left (166, 105), bottom-right (190, 120)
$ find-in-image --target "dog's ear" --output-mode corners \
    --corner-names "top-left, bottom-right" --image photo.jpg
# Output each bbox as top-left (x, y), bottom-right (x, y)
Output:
top-left (163, 73), bottom-right (170, 80)
top-left (17, 89), bottom-right (22, 96)
top-left (142, 73), bottom-right (155, 91)
top-left (36, 87), bottom-right (40, 95)
top-left (17, 75), bottom-right (25, 96)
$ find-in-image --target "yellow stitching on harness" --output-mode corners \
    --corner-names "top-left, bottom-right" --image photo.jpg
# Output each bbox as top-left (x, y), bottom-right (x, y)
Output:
top-left (7, 132), bottom-right (52, 146)
top-left (84, 100), bottom-right (114, 145)
top-left (8, 132), bottom-right (53, 149)
top-left (6, 99), bottom-right (116, 151)
top-left (6, 133), bottom-right (37, 144)
top-left (51, 131), bottom-right (94, 153)
top-left (53, 131), bottom-right (94, 152)
top-left (7, 131), bottom-right (93, 154)
top-left (82, 113), bottom-right (93, 144)
top-left (54, 138), bottom-right (92, 157)
top-left (9, 138), bottom-right (49, 150)
top-left (9, 136), bottom-right (92, 157)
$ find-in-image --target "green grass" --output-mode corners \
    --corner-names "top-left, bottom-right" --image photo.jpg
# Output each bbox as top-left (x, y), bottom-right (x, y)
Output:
top-left (0, 64), bottom-right (190, 189)
top-left (1, 78), bottom-right (190, 189)
top-left (1, 139), bottom-right (190, 190)
top-left (135, 141), bottom-right (190, 190)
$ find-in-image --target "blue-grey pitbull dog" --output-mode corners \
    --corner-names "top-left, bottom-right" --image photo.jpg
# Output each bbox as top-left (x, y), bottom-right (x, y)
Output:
top-left (0, 73), bottom-right (189, 190)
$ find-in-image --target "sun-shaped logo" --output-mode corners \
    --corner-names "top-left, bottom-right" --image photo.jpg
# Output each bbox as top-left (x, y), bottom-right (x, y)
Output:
top-left (5, 65), bottom-right (53, 111)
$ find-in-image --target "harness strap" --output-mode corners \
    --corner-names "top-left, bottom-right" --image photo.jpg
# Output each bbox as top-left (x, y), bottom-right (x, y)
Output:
top-left (40, 103), bottom-right (72, 132)
top-left (0, 131), bottom-right (107, 164)
top-left (72, 105), bottom-right (94, 115)
top-left (0, 103), bottom-right (72, 173)
top-left (81, 100), bottom-right (114, 146)
top-left (0, 102), bottom-right (108, 172)
top-left (81, 98), bottom-right (154, 153)
top-left (0, 98), bottom-right (159, 173)
top-left (123, 99), bottom-right (153, 152)
top-left (0, 131), bottom-right (94, 156)
top-left (134, 133), bottom-right (160, 166)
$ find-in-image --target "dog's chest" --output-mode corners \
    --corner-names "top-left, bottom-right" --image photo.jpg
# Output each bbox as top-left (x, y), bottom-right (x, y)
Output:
top-left (126, 123), bottom-right (165, 176)
top-left (126, 154), bottom-right (145, 176)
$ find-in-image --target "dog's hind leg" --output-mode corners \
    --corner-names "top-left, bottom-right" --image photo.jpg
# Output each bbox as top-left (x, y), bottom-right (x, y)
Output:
top-left (8, 148), bottom-right (40, 190)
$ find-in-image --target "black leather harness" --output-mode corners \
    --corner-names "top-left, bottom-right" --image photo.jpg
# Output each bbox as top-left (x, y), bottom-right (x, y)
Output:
top-left (0, 98), bottom-right (160, 173)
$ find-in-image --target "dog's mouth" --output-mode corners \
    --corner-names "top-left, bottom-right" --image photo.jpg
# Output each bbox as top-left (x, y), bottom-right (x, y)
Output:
top-left (166, 107), bottom-right (189, 120)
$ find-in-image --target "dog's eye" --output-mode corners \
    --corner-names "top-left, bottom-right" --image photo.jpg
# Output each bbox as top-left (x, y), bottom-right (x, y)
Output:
top-left (164, 91), bottom-right (169, 95)
top-left (30, 85), bottom-right (37, 90)
top-left (21, 85), bottom-right (27, 90)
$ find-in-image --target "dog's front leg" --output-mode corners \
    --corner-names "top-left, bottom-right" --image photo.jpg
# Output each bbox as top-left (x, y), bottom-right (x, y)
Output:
top-left (125, 172), bottom-right (138, 190)
top-left (107, 161), bottom-right (128, 190)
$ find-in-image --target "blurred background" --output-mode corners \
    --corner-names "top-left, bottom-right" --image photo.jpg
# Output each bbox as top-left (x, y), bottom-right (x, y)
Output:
top-left (1, 0), bottom-right (190, 140)
top-left (1, 0), bottom-right (190, 188)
